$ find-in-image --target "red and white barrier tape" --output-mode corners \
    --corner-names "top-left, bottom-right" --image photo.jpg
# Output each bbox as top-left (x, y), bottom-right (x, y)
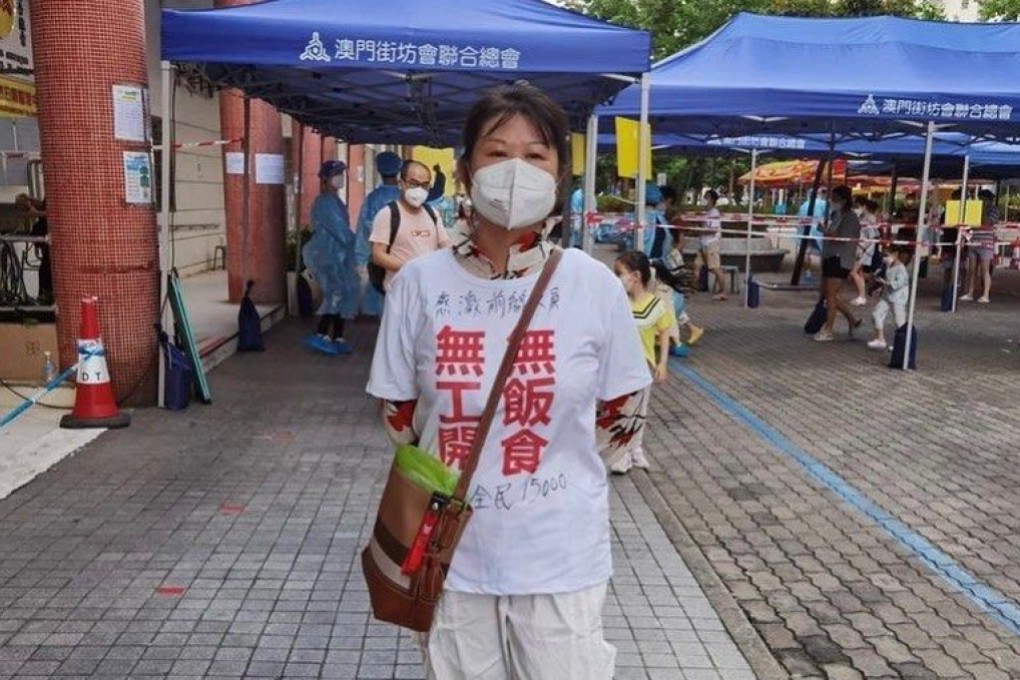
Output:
top-left (150, 138), bottom-right (242, 151)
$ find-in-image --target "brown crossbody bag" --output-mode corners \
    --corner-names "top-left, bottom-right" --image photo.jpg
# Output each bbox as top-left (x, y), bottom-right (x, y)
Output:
top-left (361, 249), bottom-right (563, 632)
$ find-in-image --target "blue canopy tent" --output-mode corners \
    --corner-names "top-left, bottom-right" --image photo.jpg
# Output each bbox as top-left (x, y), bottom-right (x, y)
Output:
top-left (162, 0), bottom-right (651, 145)
top-left (596, 13), bottom-right (1020, 364)
top-left (596, 132), bottom-right (1020, 178)
top-left (156, 0), bottom-right (652, 399)
top-left (600, 13), bottom-right (1020, 141)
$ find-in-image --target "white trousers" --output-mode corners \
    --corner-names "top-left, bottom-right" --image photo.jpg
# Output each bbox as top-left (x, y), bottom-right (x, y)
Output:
top-left (872, 299), bottom-right (907, 331)
top-left (419, 582), bottom-right (615, 680)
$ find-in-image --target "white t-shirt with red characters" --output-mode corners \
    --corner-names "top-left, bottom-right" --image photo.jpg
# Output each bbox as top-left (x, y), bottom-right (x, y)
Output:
top-left (367, 248), bottom-right (650, 595)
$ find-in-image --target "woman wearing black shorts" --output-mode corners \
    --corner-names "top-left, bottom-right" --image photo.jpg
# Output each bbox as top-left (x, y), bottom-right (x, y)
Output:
top-left (815, 185), bottom-right (862, 342)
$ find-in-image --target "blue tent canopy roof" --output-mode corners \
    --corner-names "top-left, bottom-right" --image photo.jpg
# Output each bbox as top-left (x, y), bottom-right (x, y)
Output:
top-left (162, 0), bottom-right (651, 144)
top-left (600, 13), bottom-right (1020, 140)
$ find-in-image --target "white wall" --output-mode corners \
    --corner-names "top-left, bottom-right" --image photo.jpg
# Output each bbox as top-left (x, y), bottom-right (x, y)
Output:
top-left (147, 0), bottom-right (226, 278)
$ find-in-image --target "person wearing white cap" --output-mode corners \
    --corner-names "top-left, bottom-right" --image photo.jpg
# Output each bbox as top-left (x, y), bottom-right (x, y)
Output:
top-left (302, 160), bottom-right (359, 355)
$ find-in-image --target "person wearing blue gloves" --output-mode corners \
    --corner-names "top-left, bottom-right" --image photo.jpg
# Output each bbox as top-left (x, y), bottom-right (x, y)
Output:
top-left (303, 160), bottom-right (359, 355)
top-left (355, 152), bottom-right (403, 317)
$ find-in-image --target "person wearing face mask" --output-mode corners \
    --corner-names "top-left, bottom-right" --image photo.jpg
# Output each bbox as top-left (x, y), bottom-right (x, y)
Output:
top-left (355, 151), bottom-right (404, 317)
top-left (301, 161), bottom-right (359, 355)
top-left (868, 245), bottom-right (909, 350)
top-left (369, 160), bottom-right (451, 291)
top-left (814, 184), bottom-right (862, 342)
top-left (366, 82), bottom-right (651, 679)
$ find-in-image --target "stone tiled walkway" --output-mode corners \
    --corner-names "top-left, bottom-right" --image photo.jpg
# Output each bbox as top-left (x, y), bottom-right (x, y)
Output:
top-left (644, 262), bottom-right (1020, 679)
top-left (0, 319), bottom-right (757, 679)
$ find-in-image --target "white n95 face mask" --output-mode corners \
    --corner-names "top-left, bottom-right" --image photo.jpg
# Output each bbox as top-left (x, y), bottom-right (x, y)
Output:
top-left (404, 186), bottom-right (429, 208)
top-left (470, 158), bottom-right (557, 230)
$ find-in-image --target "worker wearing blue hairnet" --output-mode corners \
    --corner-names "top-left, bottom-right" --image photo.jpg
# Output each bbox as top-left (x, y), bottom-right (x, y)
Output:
top-left (303, 160), bottom-right (359, 355)
top-left (355, 152), bottom-right (403, 317)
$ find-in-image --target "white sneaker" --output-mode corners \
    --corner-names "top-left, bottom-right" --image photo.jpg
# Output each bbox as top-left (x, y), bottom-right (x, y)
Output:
top-left (814, 330), bottom-right (834, 342)
top-left (978, 296), bottom-right (990, 304)
top-left (867, 339), bottom-right (886, 350)
top-left (609, 454), bottom-right (632, 475)
top-left (959, 294), bottom-right (974, 302)
top-left (851, 296), bottom-right (867, 307)
top-left (631, 448), bottom-right (651, 470)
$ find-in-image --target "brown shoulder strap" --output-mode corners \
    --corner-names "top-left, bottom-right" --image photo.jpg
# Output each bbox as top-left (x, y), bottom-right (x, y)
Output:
top-left (452, 248), bottom-right (563, 501)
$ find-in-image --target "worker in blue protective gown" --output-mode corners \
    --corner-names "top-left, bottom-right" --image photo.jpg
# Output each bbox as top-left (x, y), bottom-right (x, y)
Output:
top-left (354, 152), bottom-right (403, 317)
top-left (302, 160), bottom-right (359, 355)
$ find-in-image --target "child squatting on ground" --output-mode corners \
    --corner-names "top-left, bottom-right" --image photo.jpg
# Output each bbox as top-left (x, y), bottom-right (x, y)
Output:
top-left (611, 251), bottom-right (674, 475)
top-left (868, 246), bottom-right (910, 351)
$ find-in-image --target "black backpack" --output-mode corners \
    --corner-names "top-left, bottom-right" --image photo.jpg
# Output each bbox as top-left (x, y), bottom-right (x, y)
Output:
top-left (367, 201), bottom-right (439, 295)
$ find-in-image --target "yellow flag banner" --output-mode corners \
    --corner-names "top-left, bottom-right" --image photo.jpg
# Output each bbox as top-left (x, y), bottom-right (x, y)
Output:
top-left (944, 200), bottom-right (984, 227)
top-left (411, 147), bottom-right (456, 196)
top-left (571, 133), bottom-right (585, 177)
top-left (0, 77), bottom-right (35, 118)
top-left (614, 117), bottom-right (651, 180)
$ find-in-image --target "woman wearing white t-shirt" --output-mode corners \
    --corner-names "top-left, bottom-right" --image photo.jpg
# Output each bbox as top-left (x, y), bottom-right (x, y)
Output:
top-left (367, 83), bottom-right (651, 679)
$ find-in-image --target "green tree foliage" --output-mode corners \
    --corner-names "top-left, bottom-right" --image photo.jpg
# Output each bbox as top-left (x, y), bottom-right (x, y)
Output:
top-left (978, 0), bottom-right (1020, 20)
top-left (568, 0), bottom-right (945, 58)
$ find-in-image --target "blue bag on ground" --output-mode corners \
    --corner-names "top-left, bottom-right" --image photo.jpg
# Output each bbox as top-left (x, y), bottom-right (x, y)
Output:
top-left (238, 280), bottom-right (265, 352)
top-left (160, 330), bottom-right (192, 411)
top-left (940, 287), bottom-right (954, 312)
top-left (889, 324), bottom-right (918, 370)
top-left (747, 277), bottom-right (761, 309)
top-left (804, 300), bottom-right (826, 334)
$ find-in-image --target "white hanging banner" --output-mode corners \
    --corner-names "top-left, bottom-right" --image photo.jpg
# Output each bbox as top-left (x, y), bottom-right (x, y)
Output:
top-left (123, 151), bottom-right (153, 204)
top-left (113, 84), bottom-right (147, 142)
top-left (225, 152), bottom-right (245, 175)
top-left (255, 153), bottom-right (285, 185)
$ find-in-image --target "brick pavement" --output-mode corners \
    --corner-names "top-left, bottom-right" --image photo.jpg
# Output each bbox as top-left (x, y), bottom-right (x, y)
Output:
top-left (642, 260), bottom-right (1020, 679)
top-left (0, 318), bottom-right (758, 679)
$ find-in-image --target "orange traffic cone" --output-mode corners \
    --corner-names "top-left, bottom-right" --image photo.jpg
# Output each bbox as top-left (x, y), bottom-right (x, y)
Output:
top-left (60, 297), bottom-right (131, 429)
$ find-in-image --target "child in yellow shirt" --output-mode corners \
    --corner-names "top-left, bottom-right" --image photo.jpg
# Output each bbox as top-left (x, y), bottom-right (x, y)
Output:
top-left (611, 251), bottom-right (674, 474)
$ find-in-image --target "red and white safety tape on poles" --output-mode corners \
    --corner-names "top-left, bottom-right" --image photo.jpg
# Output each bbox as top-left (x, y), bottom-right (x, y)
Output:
top-left (150, 138), bottom-right (242, 151)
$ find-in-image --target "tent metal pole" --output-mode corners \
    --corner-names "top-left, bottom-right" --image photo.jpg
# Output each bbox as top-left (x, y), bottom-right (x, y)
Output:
top-left (744, 148), bottom-right (757, 307)
top-left (950, 154), bottom-right (969, 313)
top-left (903, 121), bottom-right (935, 370)
top-left (583, 113), bottom-right (598, 254)
top-left (791, 139), bottom-right (829, 286)
top-left (158, 61), bottom-right (174, 410)
top-left (295, 123), bottom-right (304, 275)
top-left (634, 72), bottom-right (651, 252)
top-left (242, 96), bottom-right (252, 287)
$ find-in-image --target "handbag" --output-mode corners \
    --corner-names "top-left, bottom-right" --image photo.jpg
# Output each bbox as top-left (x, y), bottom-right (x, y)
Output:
top-left (361, 249), bottom-right (563, 632)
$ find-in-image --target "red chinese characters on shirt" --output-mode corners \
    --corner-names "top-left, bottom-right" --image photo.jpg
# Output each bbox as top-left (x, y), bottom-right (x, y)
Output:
top-left (500, 330), bottom-right (556, 476)
top-left (435, 326), bottom-right (485, 472)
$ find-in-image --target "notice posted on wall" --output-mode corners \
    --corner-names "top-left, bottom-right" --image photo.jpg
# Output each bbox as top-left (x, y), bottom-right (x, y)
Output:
top-left (123, 152), bottom-right (153, 204)
top-left (225, 152), bottom-right (245, 175)
top-left (113, 85), bottom-right (147, 143)
top-left (255, 153), bottom-right (285, 185)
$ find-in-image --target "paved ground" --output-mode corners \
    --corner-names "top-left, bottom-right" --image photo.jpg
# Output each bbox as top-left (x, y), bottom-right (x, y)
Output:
top-left (644, 258), bottom-right (1020, 679)
top-left (0, 318), bottom-right (755, 680)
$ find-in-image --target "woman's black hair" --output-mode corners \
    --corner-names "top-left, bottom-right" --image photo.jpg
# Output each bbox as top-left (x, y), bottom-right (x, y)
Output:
top-left (616, 250), bottom-right (652, 286)
top-left (831, 185), bottom-right (853, 205)
top-left (652, 260), bottom-right (682, 291)
top-left (865, 199), bottom-right (880, 213)
top-left (461, 82), bottom-right (570, 178)
top-left (705, 189), bottom-right (719, 203)
top-left (660, 185), bottom-right (677, 204)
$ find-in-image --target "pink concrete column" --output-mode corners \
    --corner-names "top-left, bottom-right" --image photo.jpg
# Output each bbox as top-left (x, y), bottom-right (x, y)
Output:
top-left (30, 0), bottom-right (159, 405)
top-left (217, 0), bottom-right (286, 304)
